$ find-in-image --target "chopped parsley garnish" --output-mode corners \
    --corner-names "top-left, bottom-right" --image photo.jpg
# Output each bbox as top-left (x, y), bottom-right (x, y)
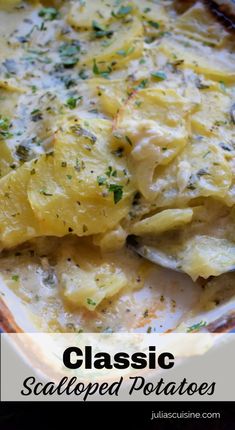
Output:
top-left (112, 5), bottom-right (133, 18)
top-left (151, 71), bottom-right (167, 80)
top-left (187, 321), bottom-right (207, 333)
top-left (65, 96), bottom-right (82, 109)
top-left (116, 46), bottom-right (134, 57)
top-left (59, 41), bottom-right (80, 67)
top-left (87, 298), bottom-right (96, 306)
top-left (134, 79), bottom-right (148, 90)
top-left (31, 109), bottom-right (43, 122)
top-left (0, 116), bottom-right (12, 140)
top-left (38, 7), bottom-right (60, 21)
top-left (30, 85), bottom-right (38, 94)
top-left (93, 59), bottom-right (112, 78)
top-left (97, 175), bottom-right (107, 185)
top-left (148, 20), bottom-right (160, 29)
top-left (105, 166), bottom-right (117, 177)
top-left (108, 184), bottom-right (123, 204)
top-left (12, 275), bottom-right (19, 282)
top-left (70, 124), bottom-right (97, 143)
top-left (92, 20), bottom-right (113, 38)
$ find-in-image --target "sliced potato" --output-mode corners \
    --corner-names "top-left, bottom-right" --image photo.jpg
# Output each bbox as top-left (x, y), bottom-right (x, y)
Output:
top-left (56, 241), bottom-right (128, 310)
top-left (175, 2), bottom-right (229, 47)
top-left (159, 37), bottom-right (235, 83)
top-left (153, 138), bottom-right (232, 207)
top-left (61, 262), bottom-right (127, 311)
top-left (115, 88), bottom-right (189, 200)
top-left (116, 88), bottom-right (189, 163)
top-left (0, 141), bottom-right (15, 178)
top-left (82, 17), bottom-right (143, 68)
top-left (67, 0), bottom-right (135, 28)
top-left (87, 78), bottom-right (128, 117)
top-left (0, 160), bottom-right (40, 248)
top-left (191, 88), bottom-right (231, 136)
top-left (130, 208), bottom-right (193, 236)
top-left (181, 236), bottom-right (235, 280)
top-left (134, 0), bottom-right (169, 27)
top-left (28, 118), bottom-right (134, 237)
top-left (144, 234), bottom-right (235, 280)
top-left (0, 80), bottom-right (24, 117)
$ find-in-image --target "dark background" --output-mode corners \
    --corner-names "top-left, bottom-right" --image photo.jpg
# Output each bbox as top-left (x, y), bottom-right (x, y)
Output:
top-left (0, 401), bottom-right (234, 430)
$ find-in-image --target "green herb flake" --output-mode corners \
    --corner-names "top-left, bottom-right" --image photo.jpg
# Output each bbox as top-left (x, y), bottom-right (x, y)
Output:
top-left (93, 59), bottom-right (112, 78)
top-left (148, 20), bottom-right (160, 29)
top-left (87, 298), bottom-right (96, 306)
top-left (105, 166), bottom-right (117, 177)
top-left (12, 275), bottom-right (19, 282)
top-left (30, 85), bottom-right (38, 94)
top-left (97, 175), bottom-right (107, 185)
top-left (134, 79), bottom-right (149, 90)
top-left (0, 116), bottom-right (13, 140)
top-left (187, 321), bottom-right (207, 333)
top-left (38, 7), bottom-right (60, 21)
top-left (59, 42), bottom-right (80, 68)
top-left (70, 124), bottom-right (97, 143)
top-left (108, 184), bottom-right (123, 204)
top-left (151, 71), bottom-right (167, 80)
top-left (92, 20), bottom-right (113, 38)
top-left (116, 46), bottom-right (134, 57)
top-left (113, 5), bottom-right (133, 18)
top-left (65, 96), bottom-right (82, 110)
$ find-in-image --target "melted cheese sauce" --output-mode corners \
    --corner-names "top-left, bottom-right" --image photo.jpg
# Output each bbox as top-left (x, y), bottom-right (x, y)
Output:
top-left (0, 0), bottom-right (235, 333)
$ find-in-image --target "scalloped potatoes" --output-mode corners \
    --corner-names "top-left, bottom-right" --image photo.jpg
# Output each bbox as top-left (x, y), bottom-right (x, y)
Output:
top-left (0, 0), bottom-right (235, 322)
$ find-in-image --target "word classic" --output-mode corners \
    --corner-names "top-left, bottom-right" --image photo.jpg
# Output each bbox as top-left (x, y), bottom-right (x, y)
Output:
top-left (62, 345), bottom-right (175, 370)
